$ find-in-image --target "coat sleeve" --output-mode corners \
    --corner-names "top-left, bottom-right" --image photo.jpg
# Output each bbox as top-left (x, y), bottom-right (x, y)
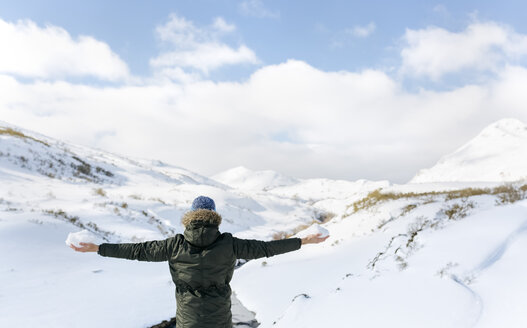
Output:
top-left (97, 236), bottom-right (178, 262)
top-left (232, 237), bottom-right (302, 260)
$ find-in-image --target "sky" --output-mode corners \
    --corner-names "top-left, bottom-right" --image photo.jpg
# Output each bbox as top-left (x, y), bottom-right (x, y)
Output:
top-left (1, 0), bottom-right (527, 183)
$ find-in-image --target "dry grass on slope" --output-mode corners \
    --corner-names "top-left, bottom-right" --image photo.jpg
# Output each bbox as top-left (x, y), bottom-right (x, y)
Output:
top-left (348, 183), bottom-right (527, 214)
top-left (0, 127), bottom-right (49, 147)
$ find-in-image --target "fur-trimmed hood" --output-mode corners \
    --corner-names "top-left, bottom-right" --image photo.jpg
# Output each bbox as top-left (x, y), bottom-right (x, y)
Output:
top-left (182, 209), bottom-right (222, 247)
top-left (181, 209), bottom-right (222, 228)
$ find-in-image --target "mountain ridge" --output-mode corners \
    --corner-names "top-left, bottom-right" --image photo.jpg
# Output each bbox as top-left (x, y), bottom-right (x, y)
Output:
top-left (411, 118), bottom-right (527, 183)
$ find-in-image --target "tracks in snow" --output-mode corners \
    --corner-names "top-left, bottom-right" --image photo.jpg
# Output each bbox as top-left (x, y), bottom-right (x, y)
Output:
top-left (449, 219), bottom-right (527, 327)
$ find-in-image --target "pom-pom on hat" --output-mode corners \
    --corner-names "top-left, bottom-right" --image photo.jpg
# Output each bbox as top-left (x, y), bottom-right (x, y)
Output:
top-left (191, 196), bottom-right (216, 212)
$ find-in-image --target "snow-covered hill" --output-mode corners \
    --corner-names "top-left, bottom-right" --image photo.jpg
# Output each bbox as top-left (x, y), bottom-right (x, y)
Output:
top-left (212, 165), bottom-right (388, 216)
top-left (234, 183), bottom-right (527, 327)
top-left (0, 121), bottom-right (332, 241)
top-left (3, 119), bottom-right (527, 328)
top-left (0, 122), bottom-right (336, 327)
top-left (212, 166), bottom-right (300, 191)
top-left (214, 166), bottom-right (390, 215)
top-left (411, 118), bottom-right (527, 183)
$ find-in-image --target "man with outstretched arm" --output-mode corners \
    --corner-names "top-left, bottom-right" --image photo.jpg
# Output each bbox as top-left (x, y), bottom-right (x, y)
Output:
top-left (71, 196), bottom-right (329, 328)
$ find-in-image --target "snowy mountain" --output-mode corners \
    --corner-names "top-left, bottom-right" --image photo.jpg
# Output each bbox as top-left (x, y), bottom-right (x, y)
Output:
top-left (2, 119), bottom-right (527, 327)
top-left (214, 166), bottom-right (390, 215)
top-left (212, 166), bottom-right (300, 191)
top-left (411, 118), bottom-right (527, 183)
top-left (0, 121), bottom-right (331, 240)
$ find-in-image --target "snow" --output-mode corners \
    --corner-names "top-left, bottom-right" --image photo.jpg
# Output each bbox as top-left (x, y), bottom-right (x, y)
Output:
top-left (232, 196), bottom-right (527, 328)
top-left (65, 230), bottom-right (101, 247)
top-left (215, 165), bottom-right (390, 216)
top-left (411, 118), bottom-right (527, 183)
top-left (3, 119), bottom-right (527, 327)
top-left (0, 217), bottom-right (175, 328)
top-left (0, 122), bottom-right (323, 327)
top-left (294, 224), bottom-right (329, 238)
top-left (212, 166), bottom-right (299, 191)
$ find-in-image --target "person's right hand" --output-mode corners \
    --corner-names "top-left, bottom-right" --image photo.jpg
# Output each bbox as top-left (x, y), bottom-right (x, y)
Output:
top-left (70, 242), bottom-right (99, 253)
top-left (301, 233), bottom-right (329, 245)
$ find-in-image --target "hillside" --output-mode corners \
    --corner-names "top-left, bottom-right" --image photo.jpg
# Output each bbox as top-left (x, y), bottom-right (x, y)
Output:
top-left (0, 122), bottom-right (329, 327)
top-left (233, 182), bottom-right (527, 327)
top-left (214, 166), bottom-right (390, 215)
top-left (0, 121), bottom-right (329, 241)
top-left (212, 166), bottom-right (300, 191)
top-left (411, 118), bottom-right (527, 183)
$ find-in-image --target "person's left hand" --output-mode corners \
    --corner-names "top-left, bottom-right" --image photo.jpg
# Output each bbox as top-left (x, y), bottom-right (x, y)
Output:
top-left (70, 242), bottom-right (99, 253)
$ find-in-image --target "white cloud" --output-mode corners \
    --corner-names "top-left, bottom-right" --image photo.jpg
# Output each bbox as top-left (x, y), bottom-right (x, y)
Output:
top-left (2, 18), bottom-right (527, 183)
top-left (151, 67), bottom-right (202, 84)
top-left (400, 21), bottom-right (527, 79)
top-left (155, 14), bottom-right (198, 44)
top-left (3, 59), bottom-right (527, 182)
top-left (212, 17), bottom-right (236, 33)
top-left (346, 22), bottom-right (376, 38)
top-left (330, 22), bottom-right (376, 48)
top-left (151, 43), bottom-right (258, 74)
top-left (150, 14), bottom-right (259, 76)
top-left (0, 18), bottom-right (129, 81)
top-left (238, 0), bottom-right (280, 19)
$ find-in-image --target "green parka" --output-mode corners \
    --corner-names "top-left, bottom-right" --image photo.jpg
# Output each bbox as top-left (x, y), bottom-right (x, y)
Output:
top-left (97, 209), bottom-right (302, 328)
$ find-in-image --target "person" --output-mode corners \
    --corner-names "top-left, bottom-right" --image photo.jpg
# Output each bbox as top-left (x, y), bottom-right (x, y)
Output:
top-left (71, 195), bottom-right (329, 328)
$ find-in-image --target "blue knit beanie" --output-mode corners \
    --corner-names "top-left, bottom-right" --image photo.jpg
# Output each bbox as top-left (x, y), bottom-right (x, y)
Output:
top-left (191, 196), bottom-right (216, 211)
